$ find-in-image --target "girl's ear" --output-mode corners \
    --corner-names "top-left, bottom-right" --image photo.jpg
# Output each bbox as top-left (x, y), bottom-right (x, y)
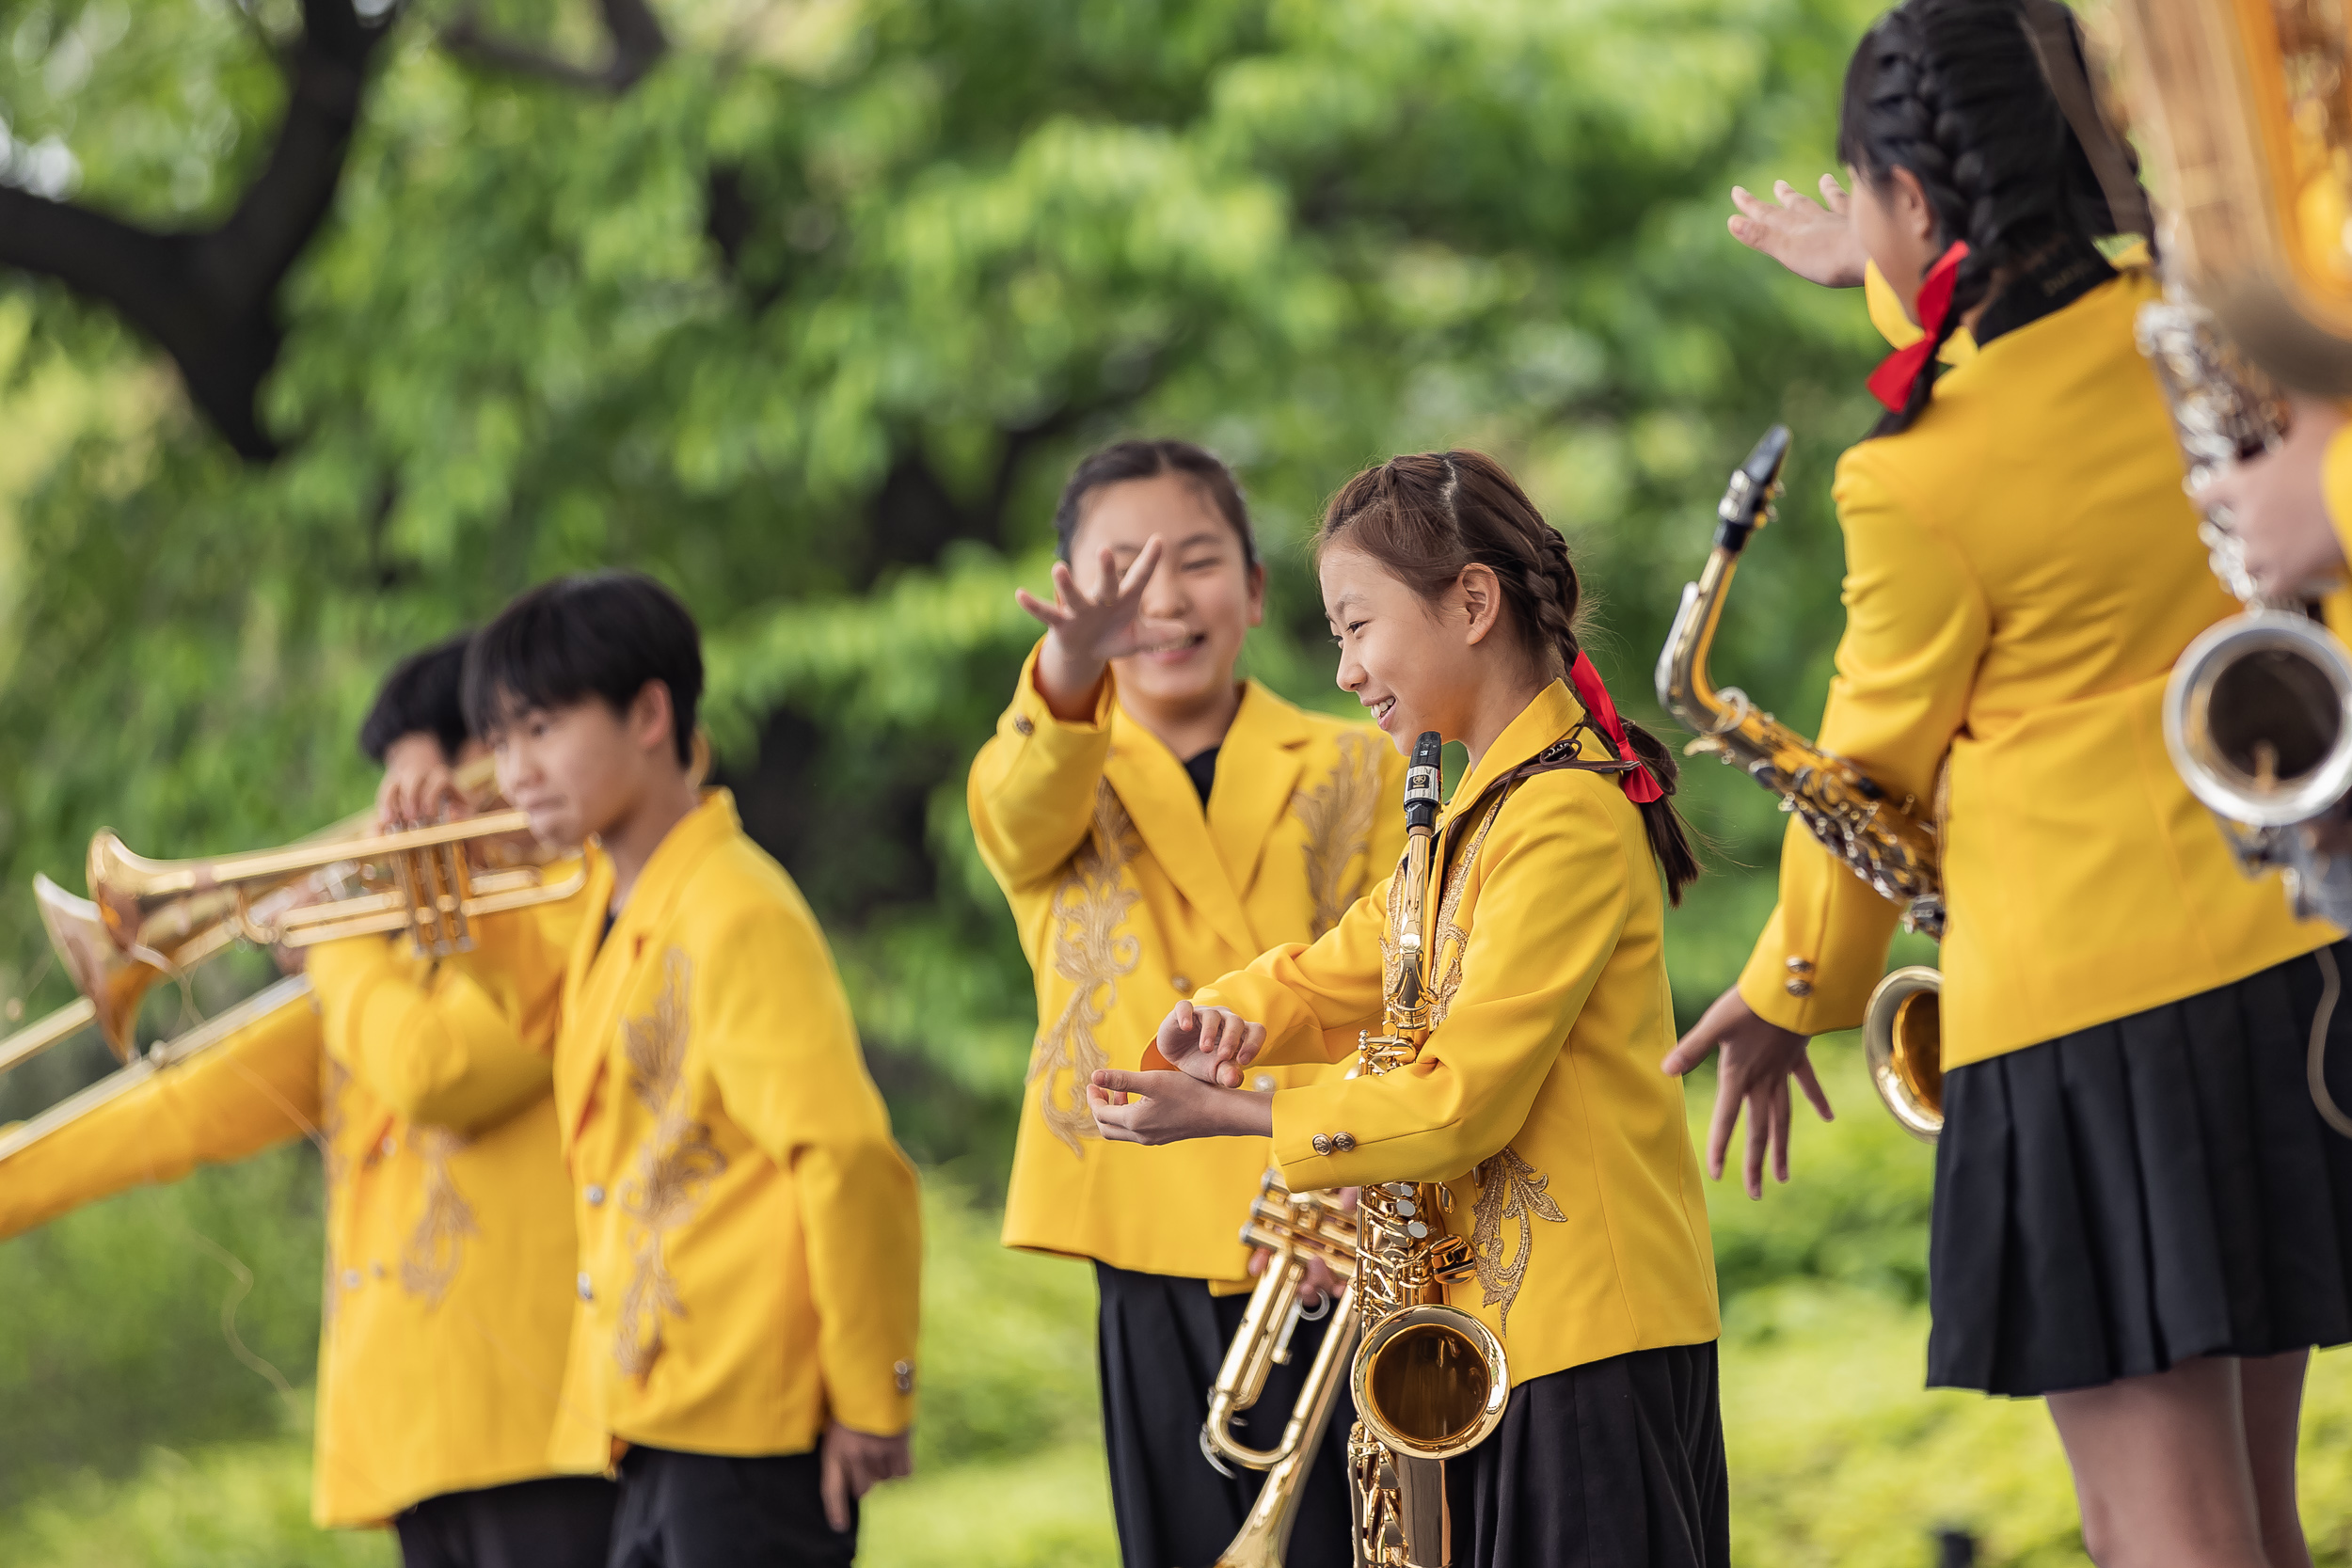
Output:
top-left (1887, 165), bottom-right (1938, 247)
top-left (1458, 562), bottom-right (1504, 647)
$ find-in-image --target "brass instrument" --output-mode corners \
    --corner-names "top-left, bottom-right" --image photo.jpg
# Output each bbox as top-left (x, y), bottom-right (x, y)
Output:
top-left (2112, 0), bottom-right (2352, 929)
top-left (0, 757), bottom-right (581, 1157)
top-left (1656, 425), bottom-right (1949, 1140)
top-left (1196, 1174), bottom-right (1360, 1567)
top-left (1344, 730), bottom-right (1509, 1567)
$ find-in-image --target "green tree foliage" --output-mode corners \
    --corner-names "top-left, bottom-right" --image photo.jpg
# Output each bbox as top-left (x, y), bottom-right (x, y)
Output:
top-left (0, 0), bottom-right (1904, 1499)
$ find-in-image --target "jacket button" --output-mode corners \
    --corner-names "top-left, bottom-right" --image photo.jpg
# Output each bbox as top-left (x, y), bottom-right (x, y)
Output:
top-left (1252, 1074), bottom-right (1276, 1092)
top-left (1170, 975), bottom-right (1193, 995)
top-left (1332, 1132), bottom-right (1357, 1153)
top-left (1785, 978), bottom-right (1814, 998)
top-left (1311, 1133), bottom-right (1333, 1156)
top-left (1013, 715), bottom-right (1035, 736)
top-left (1786, 957), bottom-right (1816, 974)
top-left (379, 1135), bottom-right (397, 1158)
top-left (894, 1359), bottom-right (915, 1394)
top-left (577, 1273), bottom-right (595, 1303)
top-left (585, 1184), bottom-right (606, 1207)
top-left (342, 1270), bottom-right (361, 1291)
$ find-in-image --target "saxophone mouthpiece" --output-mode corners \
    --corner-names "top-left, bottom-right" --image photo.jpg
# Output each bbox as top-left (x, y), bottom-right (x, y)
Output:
top-left (1405, 732), bottom-right (1443, 832)
top-left (1714, 424), bottom-right (1792, 551)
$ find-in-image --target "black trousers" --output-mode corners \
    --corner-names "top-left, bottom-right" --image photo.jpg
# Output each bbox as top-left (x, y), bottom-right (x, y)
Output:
top-left (394, 1475), bottom-right (618, 1568)
top-left (1095, 1261), bottom-right (1356, 1568)
top-left (607, 1446), bottom-right (854, 1568)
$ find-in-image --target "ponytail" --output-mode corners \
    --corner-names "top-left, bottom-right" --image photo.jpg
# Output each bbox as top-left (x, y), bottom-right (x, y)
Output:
top-left (1318, 451), bottom-right (1703, 904)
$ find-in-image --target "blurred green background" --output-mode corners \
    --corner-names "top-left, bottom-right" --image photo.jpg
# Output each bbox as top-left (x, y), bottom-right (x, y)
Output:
top-left (2, 0), bottom-right (2340, 1562)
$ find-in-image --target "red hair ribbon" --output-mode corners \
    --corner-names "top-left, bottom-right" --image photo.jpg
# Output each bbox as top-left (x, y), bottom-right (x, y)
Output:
top-left (1866, 241), bottom-right (1971, 413)
top-left (1567, 651), bottom-right (1663, 804)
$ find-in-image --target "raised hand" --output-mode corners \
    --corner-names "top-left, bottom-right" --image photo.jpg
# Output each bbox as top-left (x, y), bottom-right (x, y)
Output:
top-left (375, 732), bottom-right (467, 831)
top-left (1727, 176), bottom-right (1867, 289)
top-left (1661, 984), bottom-right (1834, 1199)
top-left (1153, 1000), bottom-right (1265, 1088)
top-left (1014, 536), bottom-right (1190, 720)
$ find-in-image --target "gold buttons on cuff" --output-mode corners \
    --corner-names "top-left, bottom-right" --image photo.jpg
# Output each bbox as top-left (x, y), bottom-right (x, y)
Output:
top-left (1170, 975), bottom-right (1193, 995)
top-left (1332, 1132), bottom-right (1357, 1153)
top-left (1785, 957), bottom-right (1815, 998)
top-left (585, 1184), bottom-right (606, 1207)
top-left (1311, 1134), bottom-right (1333, 1156)
top-left (894, 1359), bottom-right (915, 1394)
top-left (1012, 715), bottom-right (1035, 736)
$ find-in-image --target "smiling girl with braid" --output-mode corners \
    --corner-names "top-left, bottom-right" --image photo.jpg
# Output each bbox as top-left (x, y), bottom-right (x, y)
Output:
top-left (1089, 451), bottom-right (1724, 1568)
top-left (1671, 3), bottom-right (2352, 1563)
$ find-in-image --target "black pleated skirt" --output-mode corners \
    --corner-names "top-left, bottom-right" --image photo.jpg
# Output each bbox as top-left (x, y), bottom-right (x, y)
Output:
top-left (1442, 1343), bottom-right (1728, 1568)
top-left (1928, 940), bottom-right (2352, 1397)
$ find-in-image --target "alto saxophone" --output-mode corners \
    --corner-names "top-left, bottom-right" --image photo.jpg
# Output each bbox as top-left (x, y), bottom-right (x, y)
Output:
top-left (1655, 425), bottom-right (1947, 1141)
top-left (1343, 731), bottom-right (1510, 1567)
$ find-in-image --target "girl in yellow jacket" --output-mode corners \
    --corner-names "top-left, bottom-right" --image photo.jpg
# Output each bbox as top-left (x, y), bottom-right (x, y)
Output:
top-left (1089, 451), bottom-right (1724, 1568)
top-left (968, 439), bottom-right (1405, 1568)
top-left (1671, 4), bottom-right (2352, 1564)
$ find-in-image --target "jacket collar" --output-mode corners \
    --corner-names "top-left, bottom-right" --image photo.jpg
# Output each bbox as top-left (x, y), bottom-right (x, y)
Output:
top-left (1442, 680), bottom-right (1588, 826)
top-left (1102, 679), bottom-right (1312, 958)
top-left (556, 789), bottom-right (742, 1150)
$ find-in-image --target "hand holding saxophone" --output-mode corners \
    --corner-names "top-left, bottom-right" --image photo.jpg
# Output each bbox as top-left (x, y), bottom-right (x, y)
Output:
top-left (2196, 396), bottom-right (2349, 600)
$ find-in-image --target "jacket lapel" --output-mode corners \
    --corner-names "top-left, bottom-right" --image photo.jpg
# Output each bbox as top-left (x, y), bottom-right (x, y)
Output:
top-left (1207, 684), bottom-right (1310, 933)
top-left (1103, 707), bottom-right (1260, 959)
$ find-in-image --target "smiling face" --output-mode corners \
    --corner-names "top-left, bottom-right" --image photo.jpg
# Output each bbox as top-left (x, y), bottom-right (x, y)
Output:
top-left (1067, 471), bottom-right (1263, 716)
top-left (1322, 541), bottom-right (1493, 755)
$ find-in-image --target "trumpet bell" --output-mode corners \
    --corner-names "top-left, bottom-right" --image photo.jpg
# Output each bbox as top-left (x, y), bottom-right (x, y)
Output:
top-left (1350, 1304), bottom-right (1508, 1464)
top-left (35, 874), bottom-right (169, 1061)
top-left (2164, 610), bottom-right (2352, 829)
top-left (1864, 966), bottom-right (1945, 1145)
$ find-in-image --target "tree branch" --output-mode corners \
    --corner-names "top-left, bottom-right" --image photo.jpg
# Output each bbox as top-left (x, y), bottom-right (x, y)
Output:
top-left (0, 0), bottom-right (395, 460)
top-left (439, 0), bottom-right (669, 95)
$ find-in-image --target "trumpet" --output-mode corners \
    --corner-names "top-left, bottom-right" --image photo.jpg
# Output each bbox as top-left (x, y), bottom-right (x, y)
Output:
top-left (0, 758), bottom-right (581, 1157)
top-left (1196, 1174), bottom-right (1360, 1567)
top-left (1656, 425), bottom-right (1949, 1139)
top-left (2116, 0), bottom-right (2352, 929)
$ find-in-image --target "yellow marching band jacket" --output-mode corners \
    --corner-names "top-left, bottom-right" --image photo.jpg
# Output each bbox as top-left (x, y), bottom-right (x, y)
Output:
top-left (1195, 681), bottom-right (1720, 1386)
top-left (0, 888), bottom-right (596, 1528)
top-left (968, 643), bottom-right (1406, 1285)
top-left (1745, 261), bottom-right (2333, 1067)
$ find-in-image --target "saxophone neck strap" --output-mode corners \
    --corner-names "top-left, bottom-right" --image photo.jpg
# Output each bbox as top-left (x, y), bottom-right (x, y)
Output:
top-left (1438, 726), bottom-right (1633, 884)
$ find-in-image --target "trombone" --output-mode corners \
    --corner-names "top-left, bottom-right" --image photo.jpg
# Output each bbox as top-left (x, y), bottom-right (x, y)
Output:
top-left (0, 758), bottom-right (581, 1156)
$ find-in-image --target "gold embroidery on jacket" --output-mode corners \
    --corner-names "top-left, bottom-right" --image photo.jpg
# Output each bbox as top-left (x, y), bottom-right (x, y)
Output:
top-left (613, 950), bottom-right (728, 1381)
top-left (1470, 1146), bottom-right (1565, 1334)
top-left (1026, 785), bottom-right (1142, 1155)
top-left (320, 1057), bottom-right (351, 1329)
top-left (400, 1127), bottom-right (478, 1307)
top-left (1424, 791), bottom-right (1509, 1028)
top-left (1294, 733), bottom-right (1384, 939)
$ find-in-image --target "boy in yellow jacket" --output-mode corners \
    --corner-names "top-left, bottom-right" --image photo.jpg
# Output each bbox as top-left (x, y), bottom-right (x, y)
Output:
top-left (0, 636), bottom-right (614, 1568)
top-left (463, 570), bottom-right (921, 1568)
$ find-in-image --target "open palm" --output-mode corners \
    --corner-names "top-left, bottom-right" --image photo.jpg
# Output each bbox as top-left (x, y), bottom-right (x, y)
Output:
top-left (1015, 538), bottom-right (1188, 666)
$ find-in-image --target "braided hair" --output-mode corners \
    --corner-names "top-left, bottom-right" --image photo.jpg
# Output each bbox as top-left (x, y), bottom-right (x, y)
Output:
top-left (1317, 451), bottom-right (1702, 903)
top-left (1838, 0), bottom-right (2138, 436)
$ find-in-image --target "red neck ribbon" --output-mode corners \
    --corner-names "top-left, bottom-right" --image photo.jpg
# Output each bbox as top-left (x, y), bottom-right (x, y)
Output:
top-left (1866, 241), bottom-right (1971, 413)
top-left (1567, 652), bottom-right (1664, 804)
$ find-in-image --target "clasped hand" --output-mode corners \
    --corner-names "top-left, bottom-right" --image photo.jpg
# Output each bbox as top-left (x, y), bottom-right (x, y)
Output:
top-left (1088, 1001), bottom-right (1276, 1145)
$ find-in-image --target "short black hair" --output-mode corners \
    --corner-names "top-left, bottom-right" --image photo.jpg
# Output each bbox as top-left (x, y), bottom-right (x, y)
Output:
top-left (462, 571), bottom-right (704, 768)
top-left (1052, 438), bottom-right (1258, 570)
top-left (359, 632), bottom-right (472, 765)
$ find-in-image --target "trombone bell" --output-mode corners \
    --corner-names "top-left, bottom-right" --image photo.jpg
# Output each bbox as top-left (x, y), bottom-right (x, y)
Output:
top-left (1864, 966), bottom-right (1945, 1144)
